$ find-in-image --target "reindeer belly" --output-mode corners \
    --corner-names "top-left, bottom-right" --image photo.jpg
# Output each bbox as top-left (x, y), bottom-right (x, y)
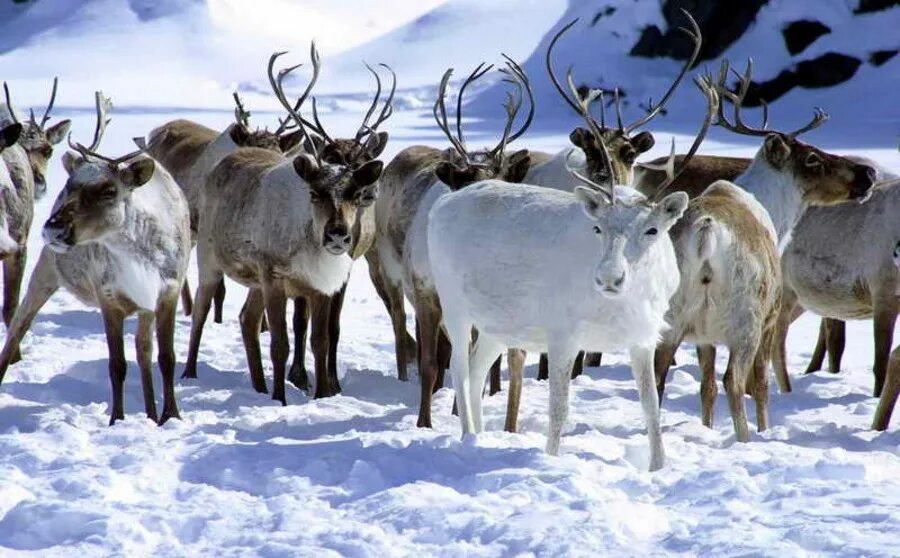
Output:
top-left (786, 255), bottom-right (872, 319)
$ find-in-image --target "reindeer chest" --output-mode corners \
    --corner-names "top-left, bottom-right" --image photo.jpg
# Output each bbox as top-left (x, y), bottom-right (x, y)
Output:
top-left (55, 245), bottom-right (166, 313)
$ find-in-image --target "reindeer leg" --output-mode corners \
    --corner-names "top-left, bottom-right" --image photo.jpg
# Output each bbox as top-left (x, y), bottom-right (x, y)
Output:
top-left (546, 343), bottom-right (577, 456)
top-left (630, 344), bottom-right (666, 471)
top-left (826, 319), bottom-right (846, 374)
top-left (101, 305), bottom-right (127, 426)
top-left (772, 288), bottom-right (802, 393)
top-left (310, 293), bottom-right (337, 398)
top-left (327, 283), bottom-right (346, 395)
top-left (538, 353), bottom-right (549, 381)
top-left (212, 278), bottom-right (226, 324)
top-left (468, 334), bottom-right (504, 434)
top-left (654, 333), bottom-right (682, 405)
top-left (260, 278), bottom-right (289, 405)
top-left (873, 347), bottom-right (900, 431)
top-left (873, 298), bottom-right (899, 398)
top-left (135, 312), bottom-right (158, 423)
top-left (183, 257), bottom-right (222, 379)
top-left (489, 355), bottom-right (502, 395)
top-left (287, 297), bottom-right (310, 392)
top-left (415, 301), bottom-right (441, 428)
top-left (804, 319), bottom-right (828, 374)
top-left (504, 349), bottom-right (525, 433)
top-left (0, 248), bottom-right (60, 385)
top-left (435, 328), bottom-right (450, 392)
top-left (2, 248), bottom-right (25, 362)
top-left (156, 294), bottom-right (181, 424)
top-left (584, 352), bottom-right (602, 368)
top-left (180, 280), bottom-right (193, 317)
top-left (239, 289), bottom-right (267, 394)
top-left (751, 329), bottom-right (772, 433)
top-left (697, 344), bottom-right (717, 428)
top-left (571, 351), bottom-right (585, 379)
top-left (724, 345), bottom-right (754, 443)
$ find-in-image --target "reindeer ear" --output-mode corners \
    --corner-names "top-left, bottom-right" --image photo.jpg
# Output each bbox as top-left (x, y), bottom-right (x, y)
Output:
top-left (631, 131), bottom-right (655, 154)
top-left (569, 127), bottom-right (591, 149)
top-left (352, 159), bottom-right (384, 187)
top-left (364, 132), bottom-right (389, 159)
top-left (0, 123), bottom-right (22, 151)
top-left (504, 149), bottom-right (531, 183)
top-left (763, 133), bottom-right (791, 169)
top-left (229, 123), bottom-right (252, 146)
top-left (292, 152), bottom-right (321, 183)
top-left (119, 158), bottom-right (155, 189)
top-left (436, 162), bottom-right (477, 190)
top-left (574, 185), bottom-right (608, 218)
top-left (61, 151), bottom-right (83, 175)
top-left (45, 120), bottom-right (71, 145)
top-left (278, 129), bottom-right (305, 153)
top-left (654, 191), bottom-right (689, 226)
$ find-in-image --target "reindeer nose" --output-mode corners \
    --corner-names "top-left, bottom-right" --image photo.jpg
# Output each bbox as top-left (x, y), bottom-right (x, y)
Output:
top-left (613, 273), bottom-right (626, 288)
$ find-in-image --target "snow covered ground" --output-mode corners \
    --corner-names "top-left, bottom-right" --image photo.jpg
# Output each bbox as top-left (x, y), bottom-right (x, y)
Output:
top-left (1, 0), bottom-right (900, 555)
top-left (0, 104), bottom-right (898, 557)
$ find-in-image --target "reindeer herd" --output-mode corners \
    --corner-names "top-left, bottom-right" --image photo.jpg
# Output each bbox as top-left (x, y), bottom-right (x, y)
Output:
top-left (0, 11), bottom-right (897, 471)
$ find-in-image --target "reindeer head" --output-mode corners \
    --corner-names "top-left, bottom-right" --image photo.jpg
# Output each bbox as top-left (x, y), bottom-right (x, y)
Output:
top-left (268, 45), bottom-right (393, 256)
top-left (569, 76), bottom-right (718, 298)
top-left (43, 92), bottom-right (153, 253)
top-left (3, 79), bottom-right (72, 199)
top-left (707, 59), bottom-right (875, 204)
top-left (547, 10), bottom-right (701, 187)
top-left (227, 92), bottom-right (304, 153)
top-left (431, 57), bottom-right (535, 190)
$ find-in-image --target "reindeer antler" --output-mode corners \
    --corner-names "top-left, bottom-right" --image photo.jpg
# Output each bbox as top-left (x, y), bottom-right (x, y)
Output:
top-left (3, 82), bottom-right (19, 125)
top-left (650, 75), bottom-right (719, 200)
top-left (267, 46), bottom-right (321, 163)
top-left (623, 9), bottom-right (701, 134)
top-left (354, 62), bottom-right (397, 146)
top-left (232, 92), bottom-right (251, 128)
top-left (490, 54), bottom-right (535, 159)
top-left (67, 91), bottom-right (142, 166)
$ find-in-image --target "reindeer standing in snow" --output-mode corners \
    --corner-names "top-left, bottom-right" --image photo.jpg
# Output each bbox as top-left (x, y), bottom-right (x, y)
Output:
top-left (0, 93), bottom-right (191, 425)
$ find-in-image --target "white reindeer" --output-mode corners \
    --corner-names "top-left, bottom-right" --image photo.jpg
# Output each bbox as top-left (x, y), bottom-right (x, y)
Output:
top-left (426, 78), bottom-right (717, 469)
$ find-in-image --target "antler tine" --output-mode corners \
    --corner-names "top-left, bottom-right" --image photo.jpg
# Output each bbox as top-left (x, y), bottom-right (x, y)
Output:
top-left (565, 68), bottom-right (603, 138)
top-left (490, 70), bottom-right (524, 159)
top-left (652, 75), bottom-right (719, 200)
top-left (565, 150), bottom-right (613, 203)
top-left (712, 58), bottom-right (771, 137)
top-left (546, 19), bottom-right (586, 117)
top-left (370, 63), bottom-right (397, 132)
top-left (232, 92), bottom-right (250, 127)
top-left (311, 97), bottom-right (336, 146)
top-left (354, 61), bottom-right (383, 143)
top-left (455, 62), bottom-right (494, 149)
top-left (498, 53), bottom-right (535, 145)
top-left (624, 9), bottom-right (702, 134)
top-left (87, 91), bottom-right (112, 152)
top-left (267, 49), bottom-right (320, 162)
top-left (614, 87), bottom-right (623, 131)
top-left (39, 76), bottom-right (59, 129)
top-left (2, 82), bottom-right (19, 125)
top-left (787, 106), bottom-right (829, 138)
top-left (432, 69), bottom-right (469, 161)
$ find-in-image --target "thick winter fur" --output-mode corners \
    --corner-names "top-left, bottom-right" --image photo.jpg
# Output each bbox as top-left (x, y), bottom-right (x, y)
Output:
top-left (778, 178), bottom-right (900, 397)
top-left (656, 181), bottom-right (780, 440)
top-left (428, 181), bottom-right (688, 469)
top-left (0, 136), bottom-right (34, 331)
top-left (184, 147), bottom-right (380, 402)
top-left (0, 103), bottom-right (71, 199)
top-left (0, 154), bottom-right (191, 426)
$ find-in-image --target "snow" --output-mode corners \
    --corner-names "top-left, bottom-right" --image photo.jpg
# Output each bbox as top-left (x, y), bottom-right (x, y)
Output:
top-left (1, 0), bottom-right (900, 556)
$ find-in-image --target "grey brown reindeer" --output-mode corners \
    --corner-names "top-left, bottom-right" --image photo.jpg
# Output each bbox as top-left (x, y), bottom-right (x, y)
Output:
top-left (183, 48), bottom-right (385, 402)
top-left (371, 57), bottom-right (534, 428)
top-left (147, 83), bottom-right (306, 321)
top-left (0, 92), bottom-right (191, 425)
top-left (0, 78), bottom-right (71, 199)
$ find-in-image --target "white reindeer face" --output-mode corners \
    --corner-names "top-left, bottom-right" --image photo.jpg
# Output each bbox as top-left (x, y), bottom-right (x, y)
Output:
top-left (43, 152), bottom-right (154, 252)
top-left (575, 186), bottom-right (688, 298)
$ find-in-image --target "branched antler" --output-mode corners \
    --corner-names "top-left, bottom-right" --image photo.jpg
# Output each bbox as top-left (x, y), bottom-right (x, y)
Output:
top-left (67, 92), bottom-right (142, 165)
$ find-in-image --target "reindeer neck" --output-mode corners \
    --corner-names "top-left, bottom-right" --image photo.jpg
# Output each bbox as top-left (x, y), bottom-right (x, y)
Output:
top-left (734, 153), bottom-right (805, 246)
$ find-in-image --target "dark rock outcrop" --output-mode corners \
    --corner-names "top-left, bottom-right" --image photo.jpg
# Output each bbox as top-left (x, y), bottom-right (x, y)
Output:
top-left (782, 20), bottom-right (831, 56)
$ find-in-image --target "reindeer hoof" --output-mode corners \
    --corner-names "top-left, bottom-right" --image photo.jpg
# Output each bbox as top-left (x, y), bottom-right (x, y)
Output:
top-left (158, 410), bottom-right (181, 426)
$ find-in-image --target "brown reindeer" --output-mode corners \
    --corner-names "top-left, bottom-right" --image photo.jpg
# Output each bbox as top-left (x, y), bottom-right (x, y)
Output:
top-left (0, 93), bottom-right (191, 425)
top-left (183, 48), bottom-right (385, 402)
top-left (372, 57), bottom-right (534, 428)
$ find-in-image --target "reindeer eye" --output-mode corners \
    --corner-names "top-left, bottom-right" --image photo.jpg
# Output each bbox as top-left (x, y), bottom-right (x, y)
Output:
top-left (805, 153), bottom-right (822, 168)
top-left (645, 227), bottom-right (658, 236)
top-left (593, 225), bottom-right (602, 235)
